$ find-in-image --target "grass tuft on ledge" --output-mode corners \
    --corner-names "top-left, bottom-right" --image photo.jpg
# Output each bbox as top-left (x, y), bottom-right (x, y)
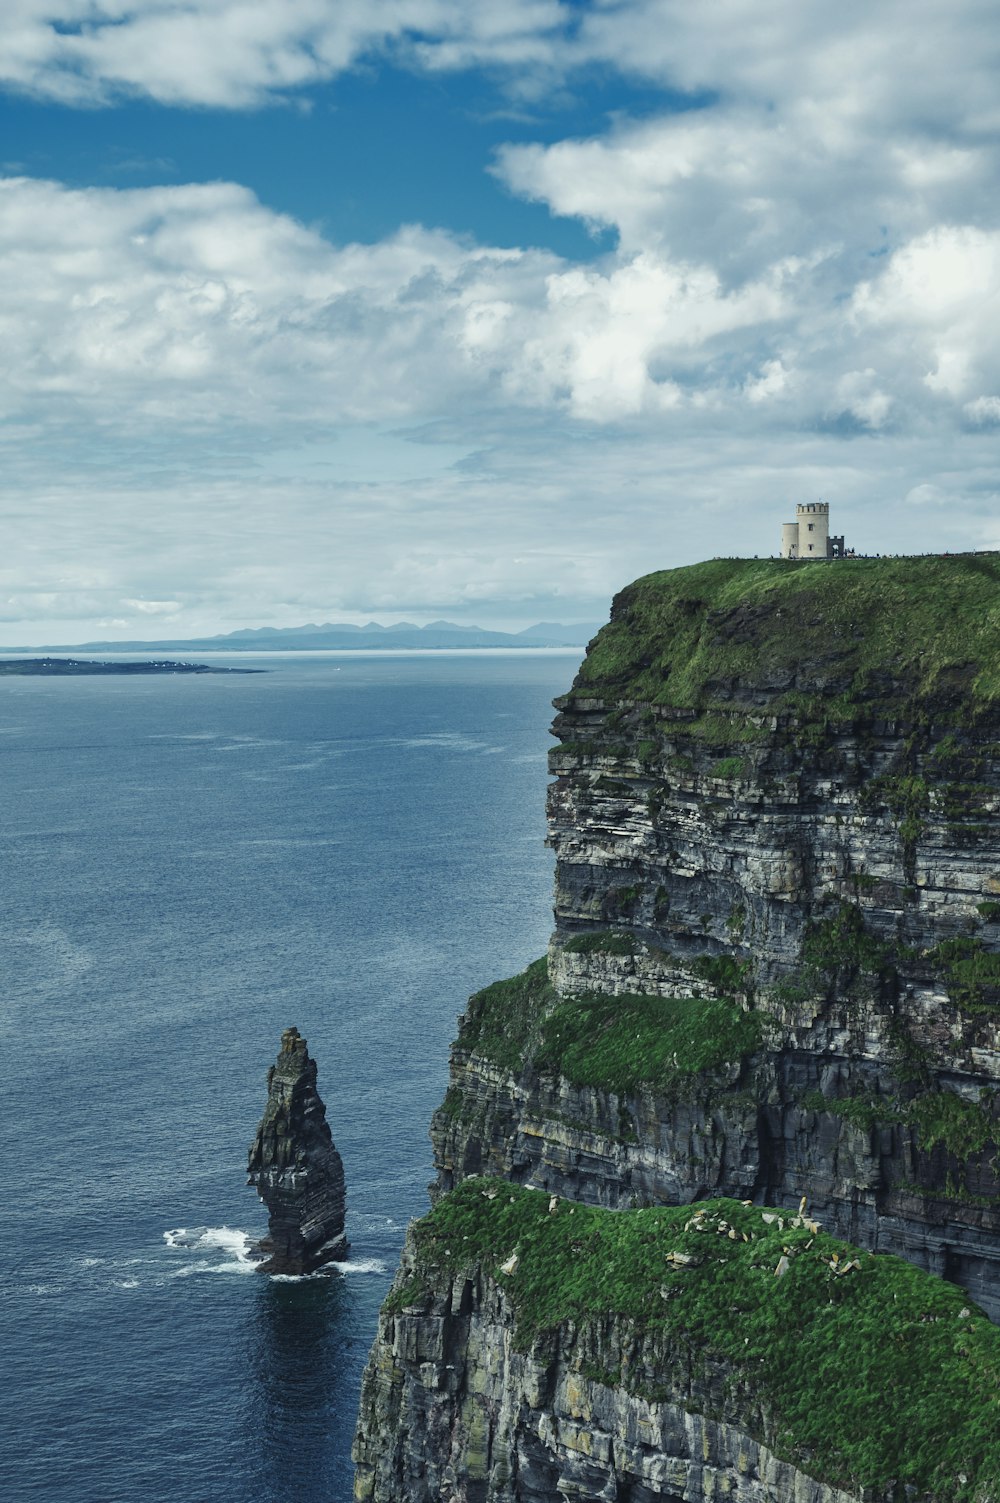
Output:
top-left (535, 990), bottom-right (761, 1096)
top-left (453, 958), bottom-right (760, 1095)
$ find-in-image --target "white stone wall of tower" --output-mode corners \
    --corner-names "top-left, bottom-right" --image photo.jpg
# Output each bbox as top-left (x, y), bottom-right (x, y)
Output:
top-left (780, 523), bottom-right (799, 559)
top-left (795, 504), bottom-right (829, 558)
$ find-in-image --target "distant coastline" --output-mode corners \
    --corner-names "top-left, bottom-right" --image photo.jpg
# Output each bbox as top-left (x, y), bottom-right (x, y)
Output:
top-left (0, 619), bottom-right (604, 656)
top-left (0, 658), bottom-right (262, 676)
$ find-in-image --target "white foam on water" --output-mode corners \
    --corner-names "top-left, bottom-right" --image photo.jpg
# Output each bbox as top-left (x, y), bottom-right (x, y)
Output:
top-left (114, 1279), bottom-right (140, 1289)
top-left (266, 1257), bottom-right (386, 1282)
top-left (81, 1257), bottom-right (104, 1267)
top-left (193, 1227), bottom-right (254, 1259)
top-left (199, 1261), bottom-right (258, 1277)
top-left (163, 1225), bottom-right (260, 1276)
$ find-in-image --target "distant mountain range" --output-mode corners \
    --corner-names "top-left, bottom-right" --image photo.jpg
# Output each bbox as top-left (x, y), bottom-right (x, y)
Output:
top-left (7, 619), bottom-right (606, 654)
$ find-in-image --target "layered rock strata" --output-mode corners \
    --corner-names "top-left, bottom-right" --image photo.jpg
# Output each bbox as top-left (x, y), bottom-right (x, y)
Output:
top-left (354, 1182), bottom-right (1000, 1502)
top-left (357, 556), bottom-right (1000, 1500)
top-left (434, 557), bottom-right (1000, 1318)
top-left (354, 1266), bottom-right (865, 1503)
top-left (248, 1026), bottom-right (347, 1273)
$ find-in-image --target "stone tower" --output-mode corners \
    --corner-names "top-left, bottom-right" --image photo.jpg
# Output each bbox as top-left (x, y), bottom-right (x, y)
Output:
top-left (780, 501), bottom-right (831, 558)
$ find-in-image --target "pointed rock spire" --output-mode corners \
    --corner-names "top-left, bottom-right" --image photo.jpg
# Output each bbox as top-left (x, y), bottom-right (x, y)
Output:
top-left (247, 1026), bottom-right (347, 1274)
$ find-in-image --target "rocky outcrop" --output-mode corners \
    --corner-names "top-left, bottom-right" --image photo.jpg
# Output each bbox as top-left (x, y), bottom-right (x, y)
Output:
top-left (353, 1181), bottom-right (1000, 1502)
top-left (354, 1265), bottom-right (864, 1503)
top-left (247, 1026), bottom-right (347, 1273)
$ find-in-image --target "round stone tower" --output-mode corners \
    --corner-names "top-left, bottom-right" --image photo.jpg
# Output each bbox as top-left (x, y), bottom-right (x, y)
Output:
top-left (780, 522), bottom-right (800, 559)
top-left (795, 501), bottom-right (829, 558)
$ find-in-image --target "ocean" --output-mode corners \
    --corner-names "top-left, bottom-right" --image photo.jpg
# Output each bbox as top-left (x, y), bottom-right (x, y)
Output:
top-left (0, 650), bottom-right (578, 1503)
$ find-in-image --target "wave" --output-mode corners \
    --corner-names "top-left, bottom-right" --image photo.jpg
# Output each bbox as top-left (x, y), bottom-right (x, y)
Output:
top-left (163, 1224), bottom-right (259, 1275)
top-left (268, 1256), bottom-right (387, 1283)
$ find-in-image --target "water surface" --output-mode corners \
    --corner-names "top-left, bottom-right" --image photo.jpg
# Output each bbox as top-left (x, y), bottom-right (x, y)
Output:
top-left (0, 651), bottom-right (577, 1502)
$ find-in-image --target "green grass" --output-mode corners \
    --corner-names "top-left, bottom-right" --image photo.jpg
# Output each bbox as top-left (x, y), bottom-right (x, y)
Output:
top-left (571, 554), bottom-right (1000, 722)
top-left (457, 958), bottom-right (556, 1072)
top-left (534, 991), bottom-right (761, 1096)
top-left (451, 958), bottom-right (759, 1096)
top-left (930, 937), bottom-right (1000, 1011)
top-left (908, 1090), bottom-right (997, 1162)
top-left (404, 1181), bottom-right (1000, 1500)
top-left (788, 902), bottom-right (893, 999)
top-left (800, 1086), bottom-right (998, 1166)
top-left (562, 930), bottom-right (637, 956)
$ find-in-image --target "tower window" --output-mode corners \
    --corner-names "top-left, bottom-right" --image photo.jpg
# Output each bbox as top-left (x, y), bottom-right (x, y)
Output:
top-left (807, 523), bottom-right (814, 531)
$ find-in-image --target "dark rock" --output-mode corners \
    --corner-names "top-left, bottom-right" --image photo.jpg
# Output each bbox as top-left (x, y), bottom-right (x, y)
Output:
top-left (247, 1026), bottom-right (347, 1273)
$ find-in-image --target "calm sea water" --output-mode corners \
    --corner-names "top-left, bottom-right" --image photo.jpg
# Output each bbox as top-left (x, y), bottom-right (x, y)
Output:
top-left (0, 651), bottom-right (578, 1503)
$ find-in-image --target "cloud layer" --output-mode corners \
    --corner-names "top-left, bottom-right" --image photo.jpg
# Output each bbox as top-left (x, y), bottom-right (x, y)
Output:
top-left (1, 2), bottom-right (998, 638)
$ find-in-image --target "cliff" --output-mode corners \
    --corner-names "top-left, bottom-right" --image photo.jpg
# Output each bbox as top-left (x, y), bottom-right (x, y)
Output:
top-left (356, 555), bottom-right (1000, 1500)
top-left (248, 1026), bottom-right (347, 1273)
top-left (434, 556), bottom-right (1000, 1317)
top-left (354, 1180), bottom-right (1000, 1503)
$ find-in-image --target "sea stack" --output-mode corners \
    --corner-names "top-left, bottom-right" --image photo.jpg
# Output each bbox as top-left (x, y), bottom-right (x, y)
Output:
top-left (247, 1027), bottom-right (347, 1274)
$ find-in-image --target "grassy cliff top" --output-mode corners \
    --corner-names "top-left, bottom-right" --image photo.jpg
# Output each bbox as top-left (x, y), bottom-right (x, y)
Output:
top-left (403, 1179), bottom-right (1000, 1501)
top-left (570, 553), bottom-right (1000, 720)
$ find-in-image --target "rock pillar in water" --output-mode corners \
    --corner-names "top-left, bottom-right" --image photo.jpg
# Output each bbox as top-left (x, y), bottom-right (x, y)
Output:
top-left (247, 1027), bottom-right (347, 1274)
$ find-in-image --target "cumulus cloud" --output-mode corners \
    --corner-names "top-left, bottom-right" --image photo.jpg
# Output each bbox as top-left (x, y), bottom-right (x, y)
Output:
top-left (5, 165), bottom-right (992, 443)
top-left (4, 0), bottom-right (998, 123)
top-left (2, 3), bottom-right (999, 637)
top-left (0, 175), bottom-right (563, 428)
top-left (0, 0), bottom-right (568, 107)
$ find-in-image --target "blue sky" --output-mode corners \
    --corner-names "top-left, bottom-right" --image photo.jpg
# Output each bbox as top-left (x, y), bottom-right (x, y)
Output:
top-left (1, 1), bottom-right (999, 643)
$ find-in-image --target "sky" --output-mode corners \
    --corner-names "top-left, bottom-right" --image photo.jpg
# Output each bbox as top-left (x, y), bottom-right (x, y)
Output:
top-left (1, 0), bottom-right (999, 644)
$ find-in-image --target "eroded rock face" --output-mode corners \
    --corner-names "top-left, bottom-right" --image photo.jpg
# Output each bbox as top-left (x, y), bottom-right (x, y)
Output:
top-left (352, 1240), bottom-right (867, 1503)
top-left (356, 559), bottom-right (1000, 1498)
top-left (431, 696), bottom-right (1000, 1317)
top-left (247, 1026), bottom-right (347, 1273)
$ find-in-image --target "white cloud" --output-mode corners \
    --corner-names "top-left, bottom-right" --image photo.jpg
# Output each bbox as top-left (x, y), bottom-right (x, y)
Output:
top-left (0, 0), bottom-right (569, 107)
top-left (834, 370), bottom-right (893, 431)
top-left (121, 597), bottom-right (182, 613)
top-left (2, 4), bottom-right (999, 637)
top-left (851, 227), bottom-right (1000, 413)
top-left (744, 359), bottom-right (789, 404)
top-left (965, 395), bottom-right (1000, 426)
top-left (4, 0), bottom-right (998, 124)
top-left (0, 175), bottom-right (564, 428)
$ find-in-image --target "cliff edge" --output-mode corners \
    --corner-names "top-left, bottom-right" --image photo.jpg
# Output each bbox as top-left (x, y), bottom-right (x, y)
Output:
top-left (357, 554), bottom-right (1000, 1500)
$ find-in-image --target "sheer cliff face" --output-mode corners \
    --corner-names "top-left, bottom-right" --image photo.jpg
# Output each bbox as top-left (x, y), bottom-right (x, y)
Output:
top-left (354, 1260), bottom-right (866, 1503)
top-left (433, 558), bottom-right (1000, 1317)
top-left (356, 557), bottom-right (1000, 1503)
top-left (354, 1181), bottom-right (1000, 1503)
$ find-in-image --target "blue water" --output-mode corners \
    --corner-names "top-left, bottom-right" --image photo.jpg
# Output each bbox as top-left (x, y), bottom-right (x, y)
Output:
top-left (0, 651), bottom-right (578, 1503)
